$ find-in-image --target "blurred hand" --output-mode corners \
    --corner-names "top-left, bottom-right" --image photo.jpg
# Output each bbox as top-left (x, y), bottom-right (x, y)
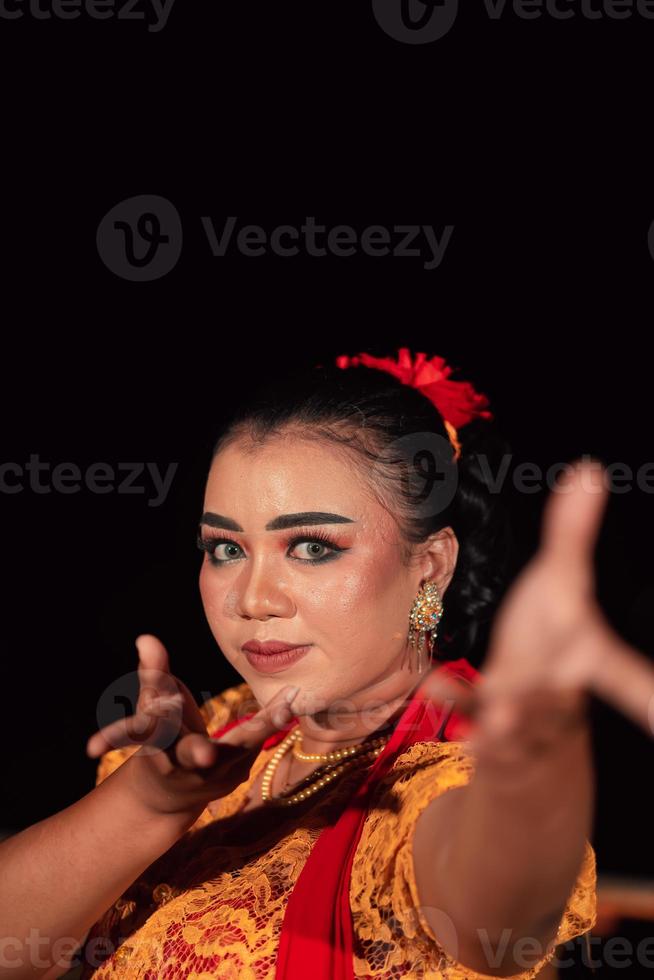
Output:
top-left (87, 634), bottom-right (299, 820)
top-left (422, 458), bottom-right (654, 762)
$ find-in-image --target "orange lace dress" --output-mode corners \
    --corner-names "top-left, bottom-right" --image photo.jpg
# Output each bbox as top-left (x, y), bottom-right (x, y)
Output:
top-left (79, 681), bottom-right (597, 980)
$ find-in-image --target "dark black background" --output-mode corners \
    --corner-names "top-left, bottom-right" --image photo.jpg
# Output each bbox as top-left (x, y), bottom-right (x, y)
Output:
top-left (1, 0), bottom-right (653, 973)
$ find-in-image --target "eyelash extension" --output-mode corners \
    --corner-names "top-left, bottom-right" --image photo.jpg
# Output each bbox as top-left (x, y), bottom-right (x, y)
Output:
top-left (196, 528), bottom-right (345, 567)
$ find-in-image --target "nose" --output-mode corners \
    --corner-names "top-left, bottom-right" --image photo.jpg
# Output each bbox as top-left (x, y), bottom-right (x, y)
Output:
top-left (235, 559), bottom-right (295, 621)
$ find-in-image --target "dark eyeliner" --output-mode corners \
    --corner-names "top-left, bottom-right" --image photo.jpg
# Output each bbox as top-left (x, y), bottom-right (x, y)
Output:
top-left (196, 528), bottom-right (346, 566)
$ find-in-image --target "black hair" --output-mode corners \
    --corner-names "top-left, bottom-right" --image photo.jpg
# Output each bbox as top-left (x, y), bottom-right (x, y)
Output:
top-left (211, 356), bottom-right (515, 667)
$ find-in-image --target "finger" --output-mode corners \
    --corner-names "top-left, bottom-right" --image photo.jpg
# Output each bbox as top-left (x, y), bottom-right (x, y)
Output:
top-left (86, 711), bottom-right (157, 757)
top-left (214, 685), bottom-right (300, 750)
top-left (539, 458), bottom-right (608, 581)
top-left (579, 617), bottom-right (654, 738)
top-left (169, 732), bottom-right (255, 776)
top-left (134, 636), bottom-right (209, 735)
top-left (136, 634), bottom-right (180, 700)
top-left (173, 732), bottom-right (223, 770)
top-left (86, 692), bottom-right (184, 756)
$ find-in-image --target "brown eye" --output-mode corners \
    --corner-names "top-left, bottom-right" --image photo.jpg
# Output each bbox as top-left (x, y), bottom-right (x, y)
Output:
top-left (292, 541), bottom-right (330, 560)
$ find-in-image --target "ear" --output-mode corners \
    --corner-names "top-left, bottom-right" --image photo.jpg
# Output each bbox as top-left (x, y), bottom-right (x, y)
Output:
top-left (420, 526), bottom-right (459, 595)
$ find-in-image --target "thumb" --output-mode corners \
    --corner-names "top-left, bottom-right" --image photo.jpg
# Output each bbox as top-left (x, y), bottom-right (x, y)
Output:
top-left (539, 457), bottom-right (608, 578)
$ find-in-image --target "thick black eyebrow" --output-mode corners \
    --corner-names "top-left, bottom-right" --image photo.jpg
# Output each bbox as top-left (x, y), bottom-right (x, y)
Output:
top-left (199, 511), bottom-right (357, 532)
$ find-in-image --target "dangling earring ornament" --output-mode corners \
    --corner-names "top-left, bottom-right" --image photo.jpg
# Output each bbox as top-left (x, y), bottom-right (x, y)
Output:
top-left (407, 581), bottom-right (444, 673)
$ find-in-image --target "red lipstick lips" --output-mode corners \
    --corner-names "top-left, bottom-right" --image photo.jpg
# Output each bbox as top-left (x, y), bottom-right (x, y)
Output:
top-left (242, 640), bottom-right (312, 674)
top-left (242, 640), bottom-right (309, 655)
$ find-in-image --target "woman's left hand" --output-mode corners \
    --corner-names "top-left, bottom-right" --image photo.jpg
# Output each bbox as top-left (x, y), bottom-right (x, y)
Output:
top-left (422, 457), bottom-right (654, 761)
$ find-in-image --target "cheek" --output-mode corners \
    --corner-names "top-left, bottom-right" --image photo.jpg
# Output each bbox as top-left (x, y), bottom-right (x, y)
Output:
top-left (332, 550), bottom-right (399, 604)
top-left (198, 564), bottom-right (210, 606)
top-left (297, 569), bottom-right (377, 637)
top-left (300, 565), bottom-right (410, 670)
top-left (198, 564), bottom-right (226, 620)
top-left (334, 560), bottom-right (409, 629)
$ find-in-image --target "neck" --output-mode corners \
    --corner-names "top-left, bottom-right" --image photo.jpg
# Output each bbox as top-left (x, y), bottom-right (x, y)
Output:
top-left (291, 668), bottom-right (425, 756)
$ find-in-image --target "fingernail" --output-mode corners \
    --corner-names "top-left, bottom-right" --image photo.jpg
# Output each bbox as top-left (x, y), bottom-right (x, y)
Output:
top-left (283, 686), bottom-right (300, 702)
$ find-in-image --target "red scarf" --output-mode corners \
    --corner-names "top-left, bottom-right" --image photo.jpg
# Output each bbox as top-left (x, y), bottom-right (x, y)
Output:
top-left (209, 657), bottom-right (481, 978)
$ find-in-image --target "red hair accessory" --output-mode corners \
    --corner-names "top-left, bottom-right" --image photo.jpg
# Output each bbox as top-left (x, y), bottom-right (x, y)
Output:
top-left (334, 347), bottom-right (493, 461)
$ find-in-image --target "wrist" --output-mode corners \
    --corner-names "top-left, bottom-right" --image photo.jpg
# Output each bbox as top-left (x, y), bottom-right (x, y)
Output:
top-left (117, 750), bottom-right (207, 832)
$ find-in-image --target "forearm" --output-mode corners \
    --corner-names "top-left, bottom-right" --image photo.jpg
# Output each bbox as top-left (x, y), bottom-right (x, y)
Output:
top-left (443, 720), bottom-right (594, 946)
top-left (0, 760), bottom-right (197, 980)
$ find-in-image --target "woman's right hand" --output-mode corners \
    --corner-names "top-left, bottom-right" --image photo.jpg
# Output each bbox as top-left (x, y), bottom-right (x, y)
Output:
top-left (86, 634), bottom-right (299, 821)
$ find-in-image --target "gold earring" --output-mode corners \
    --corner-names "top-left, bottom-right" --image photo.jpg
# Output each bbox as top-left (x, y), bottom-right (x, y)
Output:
top-left (407, 580), bottom-right (444, 674)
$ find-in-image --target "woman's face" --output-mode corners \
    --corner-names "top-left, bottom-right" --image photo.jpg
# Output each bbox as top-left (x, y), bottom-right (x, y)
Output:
top-left (198, 435), bottom-right (457, 725)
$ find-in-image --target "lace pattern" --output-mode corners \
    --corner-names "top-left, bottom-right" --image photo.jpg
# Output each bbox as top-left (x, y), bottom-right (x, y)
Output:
top-left (350, 739), bottom-right (597, 978)
top-left (80, 682), bottom-right (597, 979)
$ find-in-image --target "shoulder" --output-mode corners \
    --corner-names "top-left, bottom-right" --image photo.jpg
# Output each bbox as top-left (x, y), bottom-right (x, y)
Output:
top-left (360, 738), bottom-right (477, 818)
top-left (355, 737), bottom-right (476, 843)
top-left (386, 738), bottom-right (476, 790)
top-left (352, 737), bottom-right (476, 884)
top-left (94, 680), bottom-right (258, 787)
top-left (352, 737), bottom-right (476, 895)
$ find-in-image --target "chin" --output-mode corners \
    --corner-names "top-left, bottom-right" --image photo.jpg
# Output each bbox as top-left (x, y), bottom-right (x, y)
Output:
top-left (251, 681), bottom-right (323, 719)
top-left (288, 683), bottom-right (342, 719)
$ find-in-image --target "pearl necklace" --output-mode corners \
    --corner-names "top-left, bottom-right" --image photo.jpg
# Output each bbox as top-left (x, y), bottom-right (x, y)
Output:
top-left (261, 727), bottom-right (390, 806)
top-left (292, 736), bottom-right (379, 763)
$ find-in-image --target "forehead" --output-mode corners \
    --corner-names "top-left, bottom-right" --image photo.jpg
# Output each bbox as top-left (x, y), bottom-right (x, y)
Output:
top-left (203, 437), bottom-right (383, 527)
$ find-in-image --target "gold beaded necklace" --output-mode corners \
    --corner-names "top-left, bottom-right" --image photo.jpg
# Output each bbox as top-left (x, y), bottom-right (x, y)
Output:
top-left (292, 737), bottom-right (377, 763)
top-left (261, 727), bottom-right (390, 806)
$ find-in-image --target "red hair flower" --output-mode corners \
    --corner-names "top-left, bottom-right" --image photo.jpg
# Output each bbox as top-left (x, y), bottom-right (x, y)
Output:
top-left (334, 347), bottom-right (493, 461)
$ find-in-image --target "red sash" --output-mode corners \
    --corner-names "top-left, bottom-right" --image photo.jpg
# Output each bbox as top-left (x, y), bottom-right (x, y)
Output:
top-left (209, 657), bottom-right (481, 978)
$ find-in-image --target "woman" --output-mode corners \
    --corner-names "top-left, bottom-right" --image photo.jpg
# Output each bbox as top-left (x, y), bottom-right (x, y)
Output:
top-left (2, 349), bottom-right (652, 979)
